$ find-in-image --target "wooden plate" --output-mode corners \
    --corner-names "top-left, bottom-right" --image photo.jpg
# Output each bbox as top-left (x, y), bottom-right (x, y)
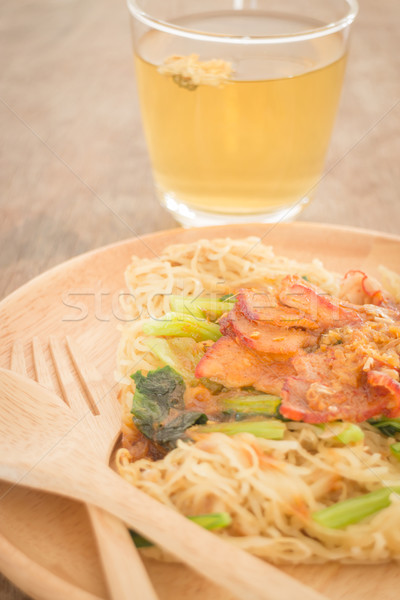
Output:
top-left (1, 222), bottom-right (400, 600)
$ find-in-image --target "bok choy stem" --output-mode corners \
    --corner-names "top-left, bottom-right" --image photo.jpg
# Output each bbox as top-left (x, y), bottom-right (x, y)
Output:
top-left (190, 419), bottom-right (285, 440)
top-left (390, 442), bottom-right (400, 460)
top-left (221, 394), bottom-right (281, 416)
top-left (169, 295), bottom-right (235, 320)
top-left (130, 512), bottom-right (232, 547)
top-left (142, 312), bottom-right (221, 342)
top-left (316, 422), bottom-right (364, 445)
top-left (332, 423), bottom-right (364, 444)
top-left (312, 486), bottom-right (400, 529)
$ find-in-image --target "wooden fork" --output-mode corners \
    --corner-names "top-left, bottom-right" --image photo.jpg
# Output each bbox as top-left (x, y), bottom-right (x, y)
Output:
top-left (3, 341), bottom-right (330, 600)
top-left (11, 336), bottom-right (158, 600)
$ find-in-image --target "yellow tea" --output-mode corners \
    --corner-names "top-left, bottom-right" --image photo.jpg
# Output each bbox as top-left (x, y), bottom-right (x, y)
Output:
top-left (134, 12), bottom-right (347, 219)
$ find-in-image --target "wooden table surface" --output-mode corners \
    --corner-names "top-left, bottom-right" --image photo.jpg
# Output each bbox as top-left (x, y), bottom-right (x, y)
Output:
top-left (1, 0), bottom-right (399, 598)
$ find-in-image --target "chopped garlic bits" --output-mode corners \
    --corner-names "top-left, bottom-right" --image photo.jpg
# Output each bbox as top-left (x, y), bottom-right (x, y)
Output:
top-left (157, 54), bottom-right (233, 89)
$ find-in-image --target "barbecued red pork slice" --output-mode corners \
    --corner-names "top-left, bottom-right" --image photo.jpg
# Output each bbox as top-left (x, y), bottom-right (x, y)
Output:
top-left (291, 352), bottom-right (333, 381)
top-left (367, 370), bottom-right (400, 417)
top-left (280, 377), bottom-right (396, 423)
top-left (279, 275), bottom-right (362, 329)
top-left (236, 288), bottom-right (318, 329)
top-left (220, 307), bottom-right (317, 356)
top-left (195, 336), bottom-right (294, 395)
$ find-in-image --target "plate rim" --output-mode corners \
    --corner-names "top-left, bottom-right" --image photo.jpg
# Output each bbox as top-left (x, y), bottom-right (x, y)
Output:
top-left (2, 221), bottom-right (400, 311)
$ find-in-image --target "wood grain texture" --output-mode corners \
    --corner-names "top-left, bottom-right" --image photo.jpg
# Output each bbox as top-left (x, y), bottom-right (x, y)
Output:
top-left (30, 337), bottom-right (159, 600)
top-left (0, 368), bottom-right (332, 600)
top-left (0, 0), bottom-right (399, 596)
top-left (1, 0), bottom-right (399, 300)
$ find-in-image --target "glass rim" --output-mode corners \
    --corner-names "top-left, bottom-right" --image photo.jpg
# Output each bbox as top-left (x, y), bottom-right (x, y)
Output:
top-left (127, 0), bottom-right (359, 45)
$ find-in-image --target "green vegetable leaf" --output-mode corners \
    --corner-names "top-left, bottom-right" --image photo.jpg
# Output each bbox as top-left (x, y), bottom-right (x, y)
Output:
top-left (369, 418), bottom-right (400, 437)
top-left (131, 366), bottom-right (185, 417)
top-left (131, 366), bottom-right (204, 446)
top-left (143, 336), bottom-right (204, 382)
top-left (129, 532), bottom-right (153, 548)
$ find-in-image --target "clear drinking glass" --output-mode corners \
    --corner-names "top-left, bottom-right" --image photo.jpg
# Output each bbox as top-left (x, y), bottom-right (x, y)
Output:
top-left (127, 0), bottom-right (358, 227)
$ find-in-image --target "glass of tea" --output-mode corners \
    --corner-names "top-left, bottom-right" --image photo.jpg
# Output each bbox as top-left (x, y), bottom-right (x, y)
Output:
top-left (127, 0), bottom-right (358, 227)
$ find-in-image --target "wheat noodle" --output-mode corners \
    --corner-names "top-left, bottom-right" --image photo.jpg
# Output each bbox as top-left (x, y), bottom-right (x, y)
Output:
top-left (115, 237), bottom-right (400, 563)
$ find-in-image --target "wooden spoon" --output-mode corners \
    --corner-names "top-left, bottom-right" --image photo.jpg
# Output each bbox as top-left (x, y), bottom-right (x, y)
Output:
top-left (0, 368), bottom-right (328, 600)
